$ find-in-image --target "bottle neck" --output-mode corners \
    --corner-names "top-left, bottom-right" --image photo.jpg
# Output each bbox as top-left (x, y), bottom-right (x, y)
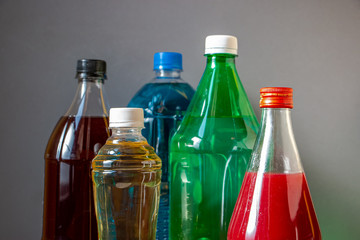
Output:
top-left (65, 77), bottom-right (110, 117)
top-left (248, 108), bottom-right (303, 173)
top-left (153, 69), bottom-right (182, 82)
top-left (205, 53), bottom-right (236, 69)
top-left (77, 76), bottom-right (105, 83)
top-left (110, 127), bottom-right (146, 142)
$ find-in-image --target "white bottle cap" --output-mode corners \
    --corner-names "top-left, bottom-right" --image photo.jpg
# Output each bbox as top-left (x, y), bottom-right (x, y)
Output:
top-left (109, 108), bottom-right (144, 128)
top-left (205, 35), bottom-right (238, 55)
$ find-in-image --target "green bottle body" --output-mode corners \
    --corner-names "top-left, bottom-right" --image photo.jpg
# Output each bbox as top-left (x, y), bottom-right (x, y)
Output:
top-left (169, 54), bottom-right (259, 239)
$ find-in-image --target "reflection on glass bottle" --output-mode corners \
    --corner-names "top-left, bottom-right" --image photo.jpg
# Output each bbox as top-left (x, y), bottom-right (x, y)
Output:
top-left (42, 59), bottom-right (110, 240)
top-left (228, 87), bottom-right (322, 240)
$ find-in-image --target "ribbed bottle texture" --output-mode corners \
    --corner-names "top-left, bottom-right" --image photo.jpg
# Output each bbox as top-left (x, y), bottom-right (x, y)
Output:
top-left (128, 52), bottom-right (195, 239)
top-left (92, 108), bottom-right (162, 240)
top-left (169, 36), bottom-right (259, 239)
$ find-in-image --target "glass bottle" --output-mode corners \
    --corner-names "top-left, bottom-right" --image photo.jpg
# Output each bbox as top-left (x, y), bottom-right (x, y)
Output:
top-left (42, 59), bottom-right (110, 240)
top-left (228, 87), bottom-right (322, 240)
top-left (92, 108), bottom-right (162, 240)
top-left (128, 52), bottom-right (195, 239)
top-left (169, 35), bottom-right (259, 239)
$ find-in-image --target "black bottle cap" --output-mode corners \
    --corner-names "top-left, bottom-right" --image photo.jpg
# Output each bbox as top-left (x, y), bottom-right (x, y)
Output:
top-left (76, 59), bottom-right (107, 79)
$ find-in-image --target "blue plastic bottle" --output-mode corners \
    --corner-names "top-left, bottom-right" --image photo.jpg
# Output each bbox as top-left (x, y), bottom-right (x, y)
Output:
top-left (128, 52), bottom-right (195, 239)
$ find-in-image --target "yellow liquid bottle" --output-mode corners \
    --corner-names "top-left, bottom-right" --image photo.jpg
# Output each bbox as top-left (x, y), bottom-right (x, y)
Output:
top-left (92, 108), bottom-right (162, 240)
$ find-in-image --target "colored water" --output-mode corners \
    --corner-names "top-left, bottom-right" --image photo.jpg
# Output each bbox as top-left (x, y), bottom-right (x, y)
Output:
top-left (228, 172), bottom-right (321, 240)
top-left (128, 81), bottom-right (194, 239)
top-left (42, 116), bottom-right (109, 240)
top-left (170, 116), bottom-right (258, 240)
top-left (92, 139), bottom-right (162, 240)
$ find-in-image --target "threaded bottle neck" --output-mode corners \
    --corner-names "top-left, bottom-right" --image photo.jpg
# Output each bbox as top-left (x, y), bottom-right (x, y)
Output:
top-left (154, 69), bottom-right (182, 81)
top-left (205, 54), bottom-right (236, 68)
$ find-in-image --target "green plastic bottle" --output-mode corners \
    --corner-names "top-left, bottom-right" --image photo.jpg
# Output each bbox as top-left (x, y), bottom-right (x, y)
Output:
top-left (169, 35), bottom-right (259, 240)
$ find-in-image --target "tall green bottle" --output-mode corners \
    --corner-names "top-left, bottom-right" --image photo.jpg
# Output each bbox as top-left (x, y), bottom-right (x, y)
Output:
top-left (169, 35), bottom-right (259, 239)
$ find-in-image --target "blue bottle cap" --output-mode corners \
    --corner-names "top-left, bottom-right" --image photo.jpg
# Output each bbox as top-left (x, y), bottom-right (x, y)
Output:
top-left (154, 52), bottom-right (182, 70)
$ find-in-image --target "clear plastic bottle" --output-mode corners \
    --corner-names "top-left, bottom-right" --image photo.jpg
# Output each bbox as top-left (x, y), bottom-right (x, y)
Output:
top-left (92, 108), bottom-right (162, 240)
top-left (228, 87), bottom-right (321, 240)
top-left (42, 59), bottom-right (110, 240)
top-left (169, 35), bottom-right (259, 239)
top-left (128, 52), bottom-right (195, 239)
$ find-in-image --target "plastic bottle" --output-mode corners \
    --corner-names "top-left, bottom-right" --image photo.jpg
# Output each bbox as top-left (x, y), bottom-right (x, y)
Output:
top-left (169, 35), bottom-right (259, 239)
top-left (92, 108), bottom-right (162, 240)
top-left (42, 59), bottom-right (110, 240)
top-left (128, 52), bottom-right (195, 239)
top-left (228, 87), bottom-right (321, 240)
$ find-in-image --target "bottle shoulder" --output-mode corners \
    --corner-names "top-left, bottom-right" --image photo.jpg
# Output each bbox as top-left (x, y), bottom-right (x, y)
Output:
top-left (45, 116), bottom-right (109, 161)
top-left (92, 140), bottom-right (162, 170)
top-left (129, 82), bottom-right (195, 101)
top-left (247, 109), bottom-right (303, 173)
top-left (184, 64), bottom-right (258, 120)
top-left (128, 82), bottom-right (195, 114)
top-left (66, 81), bottom-right (110, 116)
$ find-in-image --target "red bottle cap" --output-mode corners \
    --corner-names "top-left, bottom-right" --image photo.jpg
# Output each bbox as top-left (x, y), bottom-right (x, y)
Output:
top-left (260, 87), bottom-right (293, 108)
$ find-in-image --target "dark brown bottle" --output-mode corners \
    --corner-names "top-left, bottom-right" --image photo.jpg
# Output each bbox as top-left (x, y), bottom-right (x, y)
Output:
top-left (42, 59), bottom-right (110, 240)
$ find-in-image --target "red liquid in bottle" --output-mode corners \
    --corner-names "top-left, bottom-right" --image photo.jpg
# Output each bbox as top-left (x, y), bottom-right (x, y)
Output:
top-left (228, 172), bottom-right (321, 240)
top-left (42, 116), bottom-right (109, 240)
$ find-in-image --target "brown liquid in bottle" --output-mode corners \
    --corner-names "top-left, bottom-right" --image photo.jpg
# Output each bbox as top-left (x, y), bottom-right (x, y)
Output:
top-left (42, 116), bottom-right (109, 240)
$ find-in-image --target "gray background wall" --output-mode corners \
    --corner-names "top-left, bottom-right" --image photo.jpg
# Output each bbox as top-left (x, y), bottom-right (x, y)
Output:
top-left (0, 0), bottom-right (359, 239)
